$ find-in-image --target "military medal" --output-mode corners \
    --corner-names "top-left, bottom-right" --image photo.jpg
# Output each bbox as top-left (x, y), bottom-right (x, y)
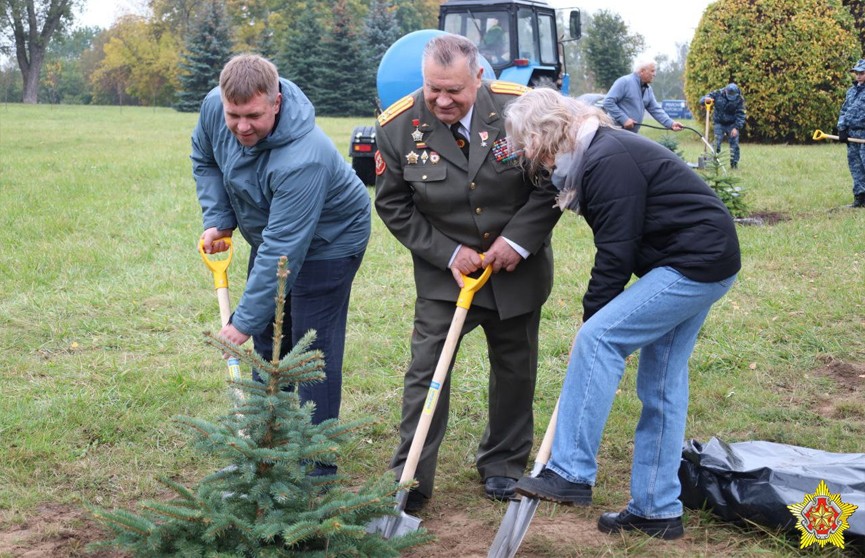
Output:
top-left (429, 151), bottom-right (440, 164)
top-left (492, 137), bottom-right (520, 163)
top-left (406, 151), bottom-right (419, 165)
top-left (411, 119), bottom-right (424, 142)
top-left (420, 151), bottom-right (429, 164)
top-left (479, 130), bottom-right (489, 147)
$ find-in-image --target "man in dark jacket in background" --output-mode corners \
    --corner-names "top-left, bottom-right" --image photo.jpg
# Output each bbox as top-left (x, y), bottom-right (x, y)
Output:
top-left (701, 83), bottom-right (746, 169)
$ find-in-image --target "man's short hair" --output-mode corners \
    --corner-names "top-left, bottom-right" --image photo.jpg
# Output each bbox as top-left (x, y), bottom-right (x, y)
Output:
top-left (219, 54), bottom-right (280, 104)
top-left (633, 57), bottom-right (656, 73)
top-left (422, 34), bottom-right (481, 76)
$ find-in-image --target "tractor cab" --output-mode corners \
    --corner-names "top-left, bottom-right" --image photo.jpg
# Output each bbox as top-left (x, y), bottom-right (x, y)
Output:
top-left (439, 0), bottom-right (579, 90)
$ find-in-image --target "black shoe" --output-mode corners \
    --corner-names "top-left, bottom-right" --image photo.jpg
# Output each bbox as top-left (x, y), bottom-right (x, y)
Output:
top-left (852, 193), bottom-right (865, 208)
top-left (730, 162), bottom-right (738, 169)
top-left (404, 489), bottom-right (428, 513)
top-left (597, 509), bottom-right (684, 540)
top-left (484, 476), bottom-right (517, 500)
top-left (513, 468), bottom-right (592, 505)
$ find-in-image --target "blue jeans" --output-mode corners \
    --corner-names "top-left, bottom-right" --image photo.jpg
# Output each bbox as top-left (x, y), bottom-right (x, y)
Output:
top-left (249, 249), bottom-right (365, 426)
top-left (547, 266), bottom-right (736, 519)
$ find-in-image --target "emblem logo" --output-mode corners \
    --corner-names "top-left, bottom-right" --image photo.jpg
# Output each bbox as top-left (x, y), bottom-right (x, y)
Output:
top-left (374, 150), bottom-right (386, 176)
top-left (788, 480), bottom-right (857, 549)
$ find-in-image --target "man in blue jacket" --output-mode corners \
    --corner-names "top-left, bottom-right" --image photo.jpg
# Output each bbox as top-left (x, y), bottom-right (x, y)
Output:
top-left (192, 54), bottom-right (371, 475)
top-left (603, 59), bottom-right (684, 134)
top-left (701, 83), bottom-right (746, 169)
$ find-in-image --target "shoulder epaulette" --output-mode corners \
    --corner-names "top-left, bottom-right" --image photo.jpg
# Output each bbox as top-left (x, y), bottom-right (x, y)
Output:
top-left (490, 81), bottom-right (529, 96)
top-left (377, 95), bottom-right (415, 126)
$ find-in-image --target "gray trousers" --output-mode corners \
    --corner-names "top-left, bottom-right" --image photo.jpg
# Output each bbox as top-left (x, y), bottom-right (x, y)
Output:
top-left (389, 297), bottom-right (540, 497)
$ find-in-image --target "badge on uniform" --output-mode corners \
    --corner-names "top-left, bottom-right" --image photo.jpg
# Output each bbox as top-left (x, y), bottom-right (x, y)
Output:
top-left (429, 151), bottom-right (440, 164)
top-left (479, 130), bottom-right (489, 147)
top-left (411, 119), bottom-right (424, 143)
top-left (375, 150), bottom-right (386, 175)
top-left (406, 151), bottom-right (419, 165)
top-left (492, 137), bottom-right (520, 163)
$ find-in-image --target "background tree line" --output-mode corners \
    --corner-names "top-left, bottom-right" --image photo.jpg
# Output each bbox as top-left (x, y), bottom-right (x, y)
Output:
top-left (2, 0), bottom-right (864, 137)
top-left (1, 0), bottom-right (687, 115)
top-left (0, 0), bottom-right (438, 114)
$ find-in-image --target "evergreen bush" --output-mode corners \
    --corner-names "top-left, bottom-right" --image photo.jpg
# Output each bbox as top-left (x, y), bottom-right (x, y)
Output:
top-left (90, 258), bottom-right (430, 556)
top-left (685, 0), bottom-right (859, 143)
top-left (174, 0), bottom-right (234, 113)
top-left (699, 156), bottom-right (749, 218)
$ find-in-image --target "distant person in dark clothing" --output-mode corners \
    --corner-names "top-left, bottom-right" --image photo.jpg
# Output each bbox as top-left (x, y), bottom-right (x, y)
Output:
top-left (837, 59), bottom-right (865, 208)
top-left (701, 83), bottom-right (746, 169)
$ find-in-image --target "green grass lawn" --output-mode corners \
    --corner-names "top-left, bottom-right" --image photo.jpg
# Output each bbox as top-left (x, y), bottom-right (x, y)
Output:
top-left (1, 104), bottom-right (863, 556)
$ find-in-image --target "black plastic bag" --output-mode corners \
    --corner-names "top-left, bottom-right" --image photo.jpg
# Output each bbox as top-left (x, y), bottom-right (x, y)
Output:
top-left (679, 437), bottom-right (864, 541)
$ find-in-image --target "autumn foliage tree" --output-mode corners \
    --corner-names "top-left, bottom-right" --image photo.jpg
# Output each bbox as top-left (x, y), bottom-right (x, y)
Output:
top-left (0, 0), bottom-right (80, 103)
top-left (685, 0), bottom-right (858, 143)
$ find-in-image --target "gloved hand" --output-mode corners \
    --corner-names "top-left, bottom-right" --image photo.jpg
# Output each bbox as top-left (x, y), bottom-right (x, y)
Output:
top-left (839, 129), bottom-right (849, 144)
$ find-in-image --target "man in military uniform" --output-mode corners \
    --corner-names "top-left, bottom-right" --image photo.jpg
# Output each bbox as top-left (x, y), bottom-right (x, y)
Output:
top-left (700, 83), bottom-right (746, 169)
top-left (837, 59), bottom-right (865, 208)
top-left (373, 34), bottom-right (561, 510)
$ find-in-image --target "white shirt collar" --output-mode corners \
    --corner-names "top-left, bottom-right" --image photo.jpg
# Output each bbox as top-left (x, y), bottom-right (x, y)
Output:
top-left (456, 107), bottom-right (474, 135)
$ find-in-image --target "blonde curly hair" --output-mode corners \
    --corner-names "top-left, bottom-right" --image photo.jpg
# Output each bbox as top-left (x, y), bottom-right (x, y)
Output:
top-left (505, 88), bottom-right (612, 175)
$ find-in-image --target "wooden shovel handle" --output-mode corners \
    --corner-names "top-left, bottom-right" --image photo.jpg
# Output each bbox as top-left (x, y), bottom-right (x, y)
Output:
top-left (535, 399), bottom-right (559, 466)
top-left (812, 129), bottom-right (865, 144)
top-left (398, 260), bottom-right (492, 485)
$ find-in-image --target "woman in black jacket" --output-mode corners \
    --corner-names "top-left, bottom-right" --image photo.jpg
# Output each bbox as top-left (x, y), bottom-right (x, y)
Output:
top-left (504, 88), bottom-right (740, 540)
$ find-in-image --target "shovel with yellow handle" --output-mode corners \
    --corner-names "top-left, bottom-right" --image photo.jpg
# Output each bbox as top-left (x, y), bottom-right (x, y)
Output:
top-left (703, 97), bottom-right (714, 154)
top-left (812, 129), bottom-right (865, 144)
top-left (198, 237), bottom-right (243, 389)
top-left (367, 258), bottom-right (493, 539)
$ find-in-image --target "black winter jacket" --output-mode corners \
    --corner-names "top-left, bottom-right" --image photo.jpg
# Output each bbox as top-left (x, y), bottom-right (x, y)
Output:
top-left (574, 127), bottom-right (741, 321)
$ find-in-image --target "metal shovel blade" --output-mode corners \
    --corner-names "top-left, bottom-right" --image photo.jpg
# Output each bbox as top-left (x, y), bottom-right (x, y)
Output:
top-left (500, 496), bottom-right (542, 557)
top-left (487, 497), bottom-right (521, 558)
top-left (487, 400), bottom-right (559, 557)
top-left (366, 489), bottom-right (422, 539)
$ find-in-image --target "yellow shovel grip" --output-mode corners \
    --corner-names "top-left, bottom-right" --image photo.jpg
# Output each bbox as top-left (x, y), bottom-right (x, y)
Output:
top-left (812, 129), bottom-right (829, 141)
top-left (456, 258), bottom-right (493, 309)
top-left (198, 237), bottom-right (233, 290)
top-left (704, 97), bottom-right (714, 108)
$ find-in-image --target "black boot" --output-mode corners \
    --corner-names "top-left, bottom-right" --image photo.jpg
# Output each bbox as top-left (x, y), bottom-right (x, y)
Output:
top-left (852, 193), bottom-right (865, 208)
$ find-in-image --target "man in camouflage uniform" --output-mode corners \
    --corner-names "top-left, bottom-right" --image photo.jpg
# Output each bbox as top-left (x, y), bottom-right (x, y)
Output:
top-left (701, 83), bottom-right (746, 169)
top-left (373, 34), bottom-right (561, 510)
top-left (837, 59), bottom-right (865, 208)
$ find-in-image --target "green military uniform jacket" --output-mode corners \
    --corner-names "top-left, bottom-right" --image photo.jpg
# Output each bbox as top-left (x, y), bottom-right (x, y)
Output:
top-left (374, 81), bottom-right (561, 320)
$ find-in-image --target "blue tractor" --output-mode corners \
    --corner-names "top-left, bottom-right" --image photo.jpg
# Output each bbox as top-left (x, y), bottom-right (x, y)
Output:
top-left (349, 0), bottom-right (581, 185)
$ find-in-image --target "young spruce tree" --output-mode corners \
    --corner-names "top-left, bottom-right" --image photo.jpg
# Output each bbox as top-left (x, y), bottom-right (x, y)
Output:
top-left (90, 257), bottom-right (429, 556)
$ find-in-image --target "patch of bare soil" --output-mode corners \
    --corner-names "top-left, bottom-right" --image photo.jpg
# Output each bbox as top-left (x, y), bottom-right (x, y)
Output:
top-left (813, 357), bottom-right (865, 419)
top-left (735, 211), bottom-right (789, 226)
top-left (0, 504), bottom-right (127, 558)
top-left (813, 357), bottom-right (865, 393)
